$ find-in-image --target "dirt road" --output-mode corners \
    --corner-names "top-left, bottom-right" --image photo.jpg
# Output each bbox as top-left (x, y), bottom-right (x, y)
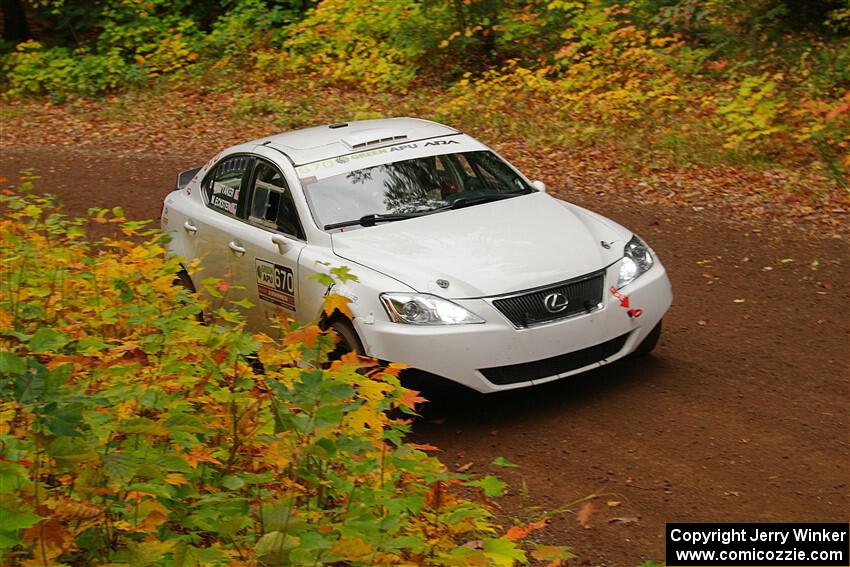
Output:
top-left (1, 148), bottom-right (847, 566)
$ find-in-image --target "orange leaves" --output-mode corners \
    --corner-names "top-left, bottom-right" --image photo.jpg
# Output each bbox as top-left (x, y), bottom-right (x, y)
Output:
top-left (50, 498), bottom-right (103, 522)
top-left (504, 517), bottom-right (550, 541)
top-left (576, 501), bottom-right (595, 529)
top-left (282, 324), bottom-right (321, 347)
top-left (184, 446), bottom-right (222, 470)
top-left (23, 519), bottom-right (74, 564)
top-left (398, 388), bottom-right (428, 410)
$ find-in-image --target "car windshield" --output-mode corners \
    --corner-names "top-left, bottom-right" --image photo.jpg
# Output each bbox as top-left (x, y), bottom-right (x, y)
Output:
top-left (302, 150), bottom-right (532, 230)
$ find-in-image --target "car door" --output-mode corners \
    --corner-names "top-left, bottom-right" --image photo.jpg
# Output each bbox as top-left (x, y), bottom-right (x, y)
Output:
top-left (229, 158), bottom-right (307, 332)
top-left (189, 154), bottom-right (253, 306)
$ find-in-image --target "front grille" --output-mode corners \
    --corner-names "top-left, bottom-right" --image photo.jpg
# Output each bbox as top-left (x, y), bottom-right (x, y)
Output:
top-left (479, 333), bottom-right (630, 385)
top-left (491, 271), bottom-right (605, 328)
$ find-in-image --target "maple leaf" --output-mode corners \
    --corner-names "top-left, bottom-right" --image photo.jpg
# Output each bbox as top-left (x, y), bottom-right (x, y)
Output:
top-left (322, 293), bottom-right (352, 319)
top-left (282, 325), bottom-right (320, 347)
top-left (23, 519), bottom-right (74, 563)
top-left (184, 446), bottom-right (222, 469)
top-left (576, 501), bottom-right (595, 529)
top-left (398, 388), bottom-right (428, 409)
top-left (505, 517), bottom-right (549, 541)
top-left (505, 525), bottom-right (531, 541)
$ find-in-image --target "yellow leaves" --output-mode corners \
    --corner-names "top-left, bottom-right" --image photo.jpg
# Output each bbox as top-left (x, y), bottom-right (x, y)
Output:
top-left (0, 307), bottom-right (13, 330)
top-left (126, 539), bottom-right (176, 566)
top-left (357, 378), bottom-right (393, 404)
top-left (345, 405), bottom-right (386, 434)
top-left (330, 536), bottom-right (373, 560)
top-left (257, 440), bottom-right (291, 470)
top-left (163, 473), bottom-right (189, 486)
top-left (322, 293), bottom-right (352, 319)
top-left (113, 500), bottom-right (170, 534)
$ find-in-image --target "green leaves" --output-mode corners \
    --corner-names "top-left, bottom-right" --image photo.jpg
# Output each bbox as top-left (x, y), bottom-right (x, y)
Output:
top-left (469, 475), bottom-right (508, 497)
top-left (491, 456), bottom-right (520, 468)
top-left (29, 327), bottom-right (69, 352)
top-left (0, 352), bottom-right (26, 374)
top-left (0, 189), bottom-right (548, 566)
top-left (0, 508), bottom-right (42, 531)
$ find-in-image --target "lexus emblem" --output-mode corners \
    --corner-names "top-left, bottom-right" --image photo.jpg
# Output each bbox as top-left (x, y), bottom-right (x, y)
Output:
top-left (543, 292), bottom-right (569, 313)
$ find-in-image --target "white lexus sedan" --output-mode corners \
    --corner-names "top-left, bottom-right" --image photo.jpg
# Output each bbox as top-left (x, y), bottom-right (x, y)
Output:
top-left (161, 118), bottom-right (672, 393)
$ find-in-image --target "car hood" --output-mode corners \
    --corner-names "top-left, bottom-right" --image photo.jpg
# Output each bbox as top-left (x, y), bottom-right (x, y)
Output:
top-left (330, 192), bottom-right (631, 298)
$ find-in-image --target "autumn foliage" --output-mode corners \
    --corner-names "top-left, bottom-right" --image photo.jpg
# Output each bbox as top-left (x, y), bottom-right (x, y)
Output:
top-left (1, 1), bottom-right (848, 193)
top-left (0, 186), bottom-right (572, 565)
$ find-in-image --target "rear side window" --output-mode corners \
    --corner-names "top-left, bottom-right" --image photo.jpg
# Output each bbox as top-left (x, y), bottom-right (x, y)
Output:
top-left (249, 161), bottom-right (305, 239)
top-left (202, 155), bottom-right (252, 217)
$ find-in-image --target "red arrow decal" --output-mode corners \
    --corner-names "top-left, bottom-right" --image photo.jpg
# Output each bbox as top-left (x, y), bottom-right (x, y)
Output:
top-left (610, 286), bottom-right (630, 309)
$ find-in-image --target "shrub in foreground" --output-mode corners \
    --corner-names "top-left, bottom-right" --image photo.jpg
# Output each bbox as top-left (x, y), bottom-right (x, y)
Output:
top-left (0, 187), bottom-right (571, 565)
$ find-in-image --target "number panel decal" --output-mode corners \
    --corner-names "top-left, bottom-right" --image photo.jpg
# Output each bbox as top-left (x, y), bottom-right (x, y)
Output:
top-left (255, 259), bottom-right (295, 311)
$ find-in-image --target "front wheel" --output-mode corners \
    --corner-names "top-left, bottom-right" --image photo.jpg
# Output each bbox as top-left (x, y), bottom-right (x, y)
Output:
top-left (328, 319), bottom-right (365, 361)
top-left (631, 320), bottom-right (662, 357)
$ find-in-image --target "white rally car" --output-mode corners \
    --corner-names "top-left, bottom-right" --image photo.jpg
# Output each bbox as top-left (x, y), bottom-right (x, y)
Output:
top-left (161, 118), bottom-right (672, 393)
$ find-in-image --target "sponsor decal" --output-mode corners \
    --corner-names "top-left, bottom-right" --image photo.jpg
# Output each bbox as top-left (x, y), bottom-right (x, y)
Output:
top-left (294, 137), bottom-right (467, 177)
top-left (390, 143), bottom-right (419, 152)
top-left (256, 259), bottom-right (296, 311)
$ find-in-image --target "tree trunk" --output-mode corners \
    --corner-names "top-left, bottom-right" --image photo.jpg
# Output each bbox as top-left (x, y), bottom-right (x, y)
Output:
top-left (2, 0), bottom-right (31, 43)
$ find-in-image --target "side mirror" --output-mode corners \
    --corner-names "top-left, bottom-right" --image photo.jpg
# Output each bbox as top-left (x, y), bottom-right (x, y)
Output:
top-left (531, 180), bottom-right (546, 192)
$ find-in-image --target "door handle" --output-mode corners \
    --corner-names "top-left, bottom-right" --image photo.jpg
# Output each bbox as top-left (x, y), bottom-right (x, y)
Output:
top-left (228, 240), bottom-right (246, 256)
top-left (183, 220), bottom-right (197, 234)
top-left (271, 235), bottom-right (288, 254)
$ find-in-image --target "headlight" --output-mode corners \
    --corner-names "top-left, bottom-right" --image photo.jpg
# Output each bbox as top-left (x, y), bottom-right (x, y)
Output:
top-left (617, 235), bottom-right (654, 289)
top-left (380, 293), bottom-right (485, 325)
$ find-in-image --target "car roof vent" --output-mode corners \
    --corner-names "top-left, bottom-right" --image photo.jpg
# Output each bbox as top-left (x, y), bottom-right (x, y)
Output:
top-left (341, 128), bottom-right (408, 150)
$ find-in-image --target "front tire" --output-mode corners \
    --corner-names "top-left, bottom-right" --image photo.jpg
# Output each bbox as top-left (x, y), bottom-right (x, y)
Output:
top-left (328, 319), bottom-right (364, 360)
top-left (631, 320), bottom-right (662, 357)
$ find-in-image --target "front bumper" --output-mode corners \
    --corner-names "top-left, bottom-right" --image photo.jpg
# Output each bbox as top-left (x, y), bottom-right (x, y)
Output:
top-left (355, 261), bottom-right (672, 393)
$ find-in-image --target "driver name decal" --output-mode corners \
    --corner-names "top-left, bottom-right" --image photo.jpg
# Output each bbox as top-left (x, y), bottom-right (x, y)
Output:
top-left (256, 259), bottom-right (295, 311)
top-left (210, 182), bottom-right (239, 215)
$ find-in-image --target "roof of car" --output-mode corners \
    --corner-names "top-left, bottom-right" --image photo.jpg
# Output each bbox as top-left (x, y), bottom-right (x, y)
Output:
top-left (253, 117), bottom-right (460, 166)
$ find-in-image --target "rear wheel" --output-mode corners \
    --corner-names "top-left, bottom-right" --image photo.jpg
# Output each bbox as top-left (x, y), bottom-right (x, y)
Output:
top-left (328, 319), bottom-right (364, 361)
top-left (631, 320), bottom-right (662, 357)
top-left (173, 270), bottom-right (196, 292)
top-left (173, 270), bottom-right (205, 323)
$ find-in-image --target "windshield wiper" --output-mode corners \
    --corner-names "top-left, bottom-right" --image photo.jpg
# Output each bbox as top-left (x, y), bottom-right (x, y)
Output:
top-left (440, 189), bottom-right (533, 211)
top-left (325, 213), bottom-right (419, 230)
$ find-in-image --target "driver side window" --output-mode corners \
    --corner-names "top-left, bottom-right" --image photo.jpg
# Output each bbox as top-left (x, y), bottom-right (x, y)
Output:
top-left (202, 155), bottom-right (252, 217)
top-left (249, 161), bottom-right (305, 239)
